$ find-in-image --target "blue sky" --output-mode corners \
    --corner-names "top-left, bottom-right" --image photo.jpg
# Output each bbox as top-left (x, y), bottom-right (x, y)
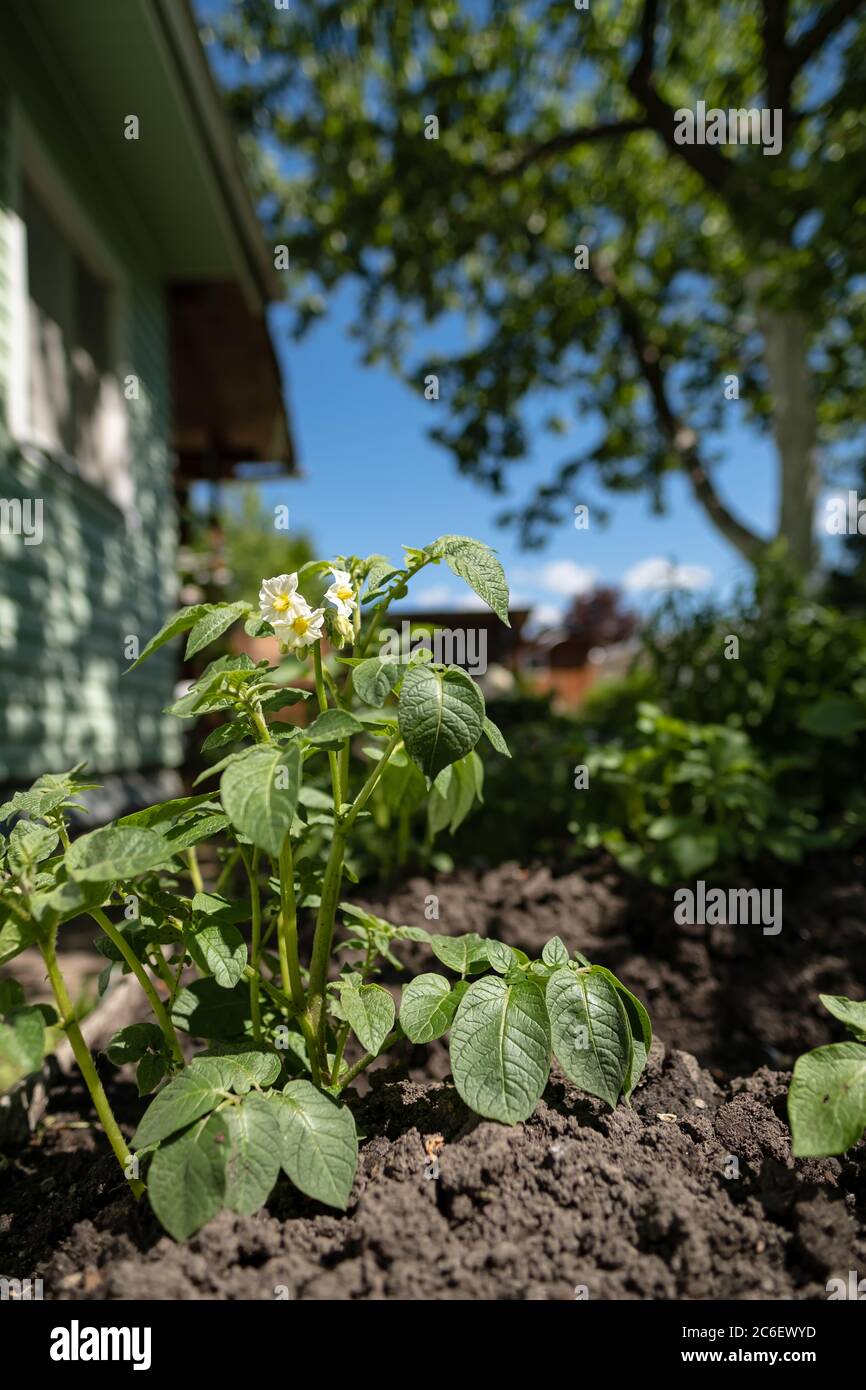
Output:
top-left (257, 281), bottom-right (777, 623)
top-left (195, 3), bottom-right (847, 627)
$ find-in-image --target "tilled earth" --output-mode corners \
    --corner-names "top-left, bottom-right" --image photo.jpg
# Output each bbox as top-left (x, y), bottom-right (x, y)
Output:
top-left (1, 853), bottom-right (865, 1300)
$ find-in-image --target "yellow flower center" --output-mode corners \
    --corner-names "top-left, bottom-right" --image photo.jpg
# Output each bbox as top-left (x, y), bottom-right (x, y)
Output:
top-left (272, 593), bottom-right (291, 613)
top-left (336, 585), bottom-right (353, 601)
top-left (291, 614), bottom-right (310, 635)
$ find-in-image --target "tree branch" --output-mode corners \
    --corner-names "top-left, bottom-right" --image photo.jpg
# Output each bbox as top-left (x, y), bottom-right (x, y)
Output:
top-left (761, 0), bottom-right (792, 115)
top-left (593, 260), bottom-right (768, 564)
top-left (492, 119), bottom-right (648, 177)
top-left (626, 0), bottom-right (737, 201)
top-left (787, 0), bottom-right (864, 74)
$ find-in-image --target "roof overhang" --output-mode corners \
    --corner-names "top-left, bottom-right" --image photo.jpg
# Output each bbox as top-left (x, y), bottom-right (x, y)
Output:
top-left (9, 0), bottom-right (296, 477)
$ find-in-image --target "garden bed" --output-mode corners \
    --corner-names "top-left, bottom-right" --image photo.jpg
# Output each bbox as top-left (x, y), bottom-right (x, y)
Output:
top-left (2, 851), bottom-right (865, 1300)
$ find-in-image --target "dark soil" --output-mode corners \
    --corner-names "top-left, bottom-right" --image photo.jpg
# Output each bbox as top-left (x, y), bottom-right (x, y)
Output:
top-left (363, 851), bottom-right (866, 1079)
top-left (1, 1045), bottom-right (864, 1300)
top-left (2, 852), bottom-right (865, 1300)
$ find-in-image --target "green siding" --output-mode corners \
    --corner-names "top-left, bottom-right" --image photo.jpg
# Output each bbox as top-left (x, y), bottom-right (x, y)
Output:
top-left (0, 69), bottom-right (182, 783)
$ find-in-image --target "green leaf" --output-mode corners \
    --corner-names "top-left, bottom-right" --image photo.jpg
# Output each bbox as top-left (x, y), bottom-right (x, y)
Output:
top-left (0, 1007), bottom-right (45, 1074)
top-left (171, 978), bottom-right (251, 1040)
top-left (450, 975), bottom-right (550, 1123)
top-left (340, 981), bottom-right (395, 1054)
top-left (669, 832), bottom-right (719, 878)
top-left (820, 993), bottom-right (866, 1041)
top-left (429, 932), bottom-right (490, 976)
top-left (547, 966), bottom-right (632, 1108)
top-left (195, 922), bottom-right (248, 989)
top-left (220, 742), bottom-right (301, 858)
top-left (595, 967), bottom-right (653, 1099)
top-left (269, 1080), bottom-right (358, 1209)
top-left (798, 694), bottom-right (866, 740)
top-left (398, 664), bottom-right (485, 780)
top-left (137, 1054), bottom-right (167, 1096)
top-left (66, 826), bottom-right (172, 882)
top-left (185, 602), bottom-right (250, 659)
top-left (200, 721), bottom-right (248, 753)
top-left (485, 939), bottom-right (517, 974)
top-left (399, 973), bottom-right (460, 1043)
top-left (429, 536), bottom-right (510, 625)
top-left (305, 709), bottom-right (364, 745)
top-left (352, 658), bottom-right (401, 707)
top-left (222, 1091), bottom-right (282, 1216)
top-left (0, 909), bottom-right (38, 966)
top-left (126, 604), bottom-right (210, 672)
top-left (146, 1112), bottom-right (228, 1240)
top-left (163, 812), bottom-right (230, 853)
top-left (482, 715), bottom-right (511, 757)
top-left (192, 1044), bottom-right (281, 1093)
top-left (106, 1022), bottom-right (165, 1065)
top-left (7, 823), bottom-right (59, 875)
top-left (29, 876), bottom-right (111, 929)
top-left (133, 1069), bottom-right (226, 1149)
top-left (117, 794), bottom-right (215, 828)
top-left (541, 937), bottom-right (569, 968)
top-left (788, 1042), bottom-right (866, 1157)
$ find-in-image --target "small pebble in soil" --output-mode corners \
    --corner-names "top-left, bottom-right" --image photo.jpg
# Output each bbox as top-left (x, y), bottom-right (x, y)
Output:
top-left (656, 1112), bottom-right (678, 1122)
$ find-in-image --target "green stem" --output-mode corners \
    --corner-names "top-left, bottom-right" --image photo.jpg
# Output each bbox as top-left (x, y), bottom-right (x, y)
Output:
top-left (313, 642), bottom-right (342, 810)
top-left (40, 933), bottom-right (145, 1198)
top-left (307, 827), bottom-right (347, 1041)
top-left (343, 733), bottom-right (402, 832)
top-left (330, 1022), bottom-right (350, 1087)
top-left (250, 700), bottom-right (273, 745)
top-left (277, 836), bottom-right (305, 1012)
top-left (185, 848), bottom-right (205, 895)
top-left (242, 848), bottom-right (263, 1043)
top-left (214, 846), bottom-right (241, 896)
top-left (335, 1027), bottom-right (404, 1094)
top-left (90, 909), bottom-right (183, 1065)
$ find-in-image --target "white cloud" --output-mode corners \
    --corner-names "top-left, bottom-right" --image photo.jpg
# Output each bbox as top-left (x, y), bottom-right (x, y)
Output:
top-left (533, 560), bottom-right (599, 597)
top-left (623, 557), bottom-right (712, 593)
top-left (410, 583), bottom-right (458, 607)
top-left (530, 603), bottom-right (566, 629)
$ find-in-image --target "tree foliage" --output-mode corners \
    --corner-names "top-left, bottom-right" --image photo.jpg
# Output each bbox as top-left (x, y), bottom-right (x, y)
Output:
top-left (209, 0), bottom-right (866, 566)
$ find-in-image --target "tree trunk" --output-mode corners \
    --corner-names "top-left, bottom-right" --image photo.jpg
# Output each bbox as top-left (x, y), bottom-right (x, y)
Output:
top-left (756, 305), bottom-right (820, 573)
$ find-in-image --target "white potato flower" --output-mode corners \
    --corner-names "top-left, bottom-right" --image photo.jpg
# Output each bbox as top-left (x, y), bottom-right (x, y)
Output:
top-left (259, 573), bottom-right (299, 626)
top-left (324, 567), bottom-right (357, 619)
top-left (276, 596), bottom-right (326, 652)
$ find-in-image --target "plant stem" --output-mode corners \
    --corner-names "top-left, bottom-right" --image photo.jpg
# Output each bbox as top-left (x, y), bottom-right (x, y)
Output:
top-left (40, 933), bottom-right (145, 1198)
top-left (214, 846), bottom-right (241, 896)
top-left (90, 909), bottom-right (183, 1066)
top-left (307, 827), bottom-right (346, 1044)
top-left (242, 848), bottom-right (263, 1043)
top-left (343, 733), bottom-right (402, 832)
top-left (250, 699), bottom-right (273, 745)
top-left (277, 835), bottom-right (305, 1013)
top-left (307, 733), bottom-right (403, 1053)
top-left (185, 847), bottom-right (205, 895)
top-left (335, 1027), bottom-right (404, 1093)
top-left (330, 1022), bottom-right (350, 1086)
top-left (313, 642), bottom-right (342, 810)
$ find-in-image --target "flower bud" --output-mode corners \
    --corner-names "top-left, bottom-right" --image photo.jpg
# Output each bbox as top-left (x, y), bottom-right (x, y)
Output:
top-left (325, 609), bottom-right (354, 649)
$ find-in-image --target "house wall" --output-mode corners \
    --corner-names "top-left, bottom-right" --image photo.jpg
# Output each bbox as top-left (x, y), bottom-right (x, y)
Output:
top-left (0, 33), bottom-right (182, 785)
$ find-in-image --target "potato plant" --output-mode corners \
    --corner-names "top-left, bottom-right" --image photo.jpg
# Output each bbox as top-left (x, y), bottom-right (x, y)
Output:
top-left (0, 536), bottom-right (650, 1238)
top-left (788, 994), bottom-right (866, 1158)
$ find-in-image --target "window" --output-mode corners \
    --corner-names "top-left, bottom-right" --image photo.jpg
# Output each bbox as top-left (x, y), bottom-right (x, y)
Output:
top-left (9, 112), bottom-right (132, 514)
top-left (23, 178), bottom-right (120, 491)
